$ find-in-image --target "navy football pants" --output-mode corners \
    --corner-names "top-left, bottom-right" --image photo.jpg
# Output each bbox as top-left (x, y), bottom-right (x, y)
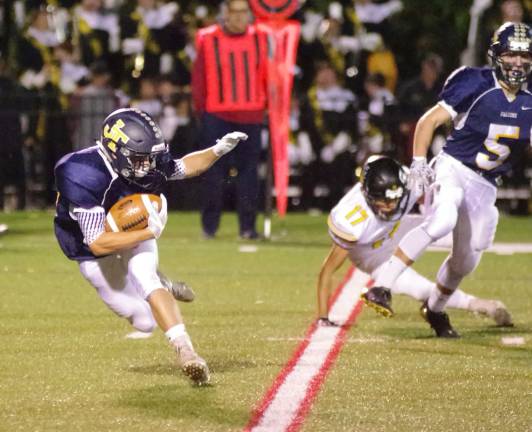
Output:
top-left (198, 113), bottom-right (262, 236)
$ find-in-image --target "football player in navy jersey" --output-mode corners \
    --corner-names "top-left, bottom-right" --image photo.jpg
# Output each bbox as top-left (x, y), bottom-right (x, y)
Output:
top-left (363, 22), bottom-right (531, 338)
top-left (54, 107), bottom-right (247, 384)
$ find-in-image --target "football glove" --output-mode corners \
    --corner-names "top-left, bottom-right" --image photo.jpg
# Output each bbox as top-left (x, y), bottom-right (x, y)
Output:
top-left (212, 132), bottom-right (248, 156)
top-left (147, 194), bottom-right (167, 239)
top-left (408, 157), bottom-right (435, 196)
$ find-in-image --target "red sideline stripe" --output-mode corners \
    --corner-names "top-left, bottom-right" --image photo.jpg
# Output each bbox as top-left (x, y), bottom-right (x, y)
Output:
top-left (287, 280), bottom-right (370, 432)
top-left (244, 266), bottom-right (362, 432)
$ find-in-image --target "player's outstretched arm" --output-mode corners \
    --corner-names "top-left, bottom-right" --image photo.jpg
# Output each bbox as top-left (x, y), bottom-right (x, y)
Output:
top-left (317, 243), bottom-right (349, 323)
top-left (412, 104), bottom-right (451, 158)
top-left (180, 131), bottom-right (248, 178)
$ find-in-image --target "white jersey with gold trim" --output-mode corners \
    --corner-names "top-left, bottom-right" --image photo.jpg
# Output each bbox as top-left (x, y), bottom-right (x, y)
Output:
top-left (328, 183), bottom-right (418, 275)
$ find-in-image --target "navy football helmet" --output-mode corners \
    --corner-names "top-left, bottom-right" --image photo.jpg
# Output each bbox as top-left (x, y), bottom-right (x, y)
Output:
top-left (488, 22), bottom-right (532, 87)
top-left (99, 108), bottom-right (169, 188)
top-left (361, 155), bottom-right (409, 221)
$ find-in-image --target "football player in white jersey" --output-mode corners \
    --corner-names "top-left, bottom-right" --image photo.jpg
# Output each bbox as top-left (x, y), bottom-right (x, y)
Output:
top-left (316, 156), bottom-right (512, 328)
top-left (363, 22), bottom-right (531, 337)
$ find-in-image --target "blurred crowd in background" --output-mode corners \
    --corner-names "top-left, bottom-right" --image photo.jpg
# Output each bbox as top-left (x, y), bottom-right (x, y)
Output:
top-left (0, 0), bottom-right (530, 214)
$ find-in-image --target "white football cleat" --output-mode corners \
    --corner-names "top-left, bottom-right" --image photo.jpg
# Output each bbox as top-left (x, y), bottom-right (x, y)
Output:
top-left (469, 299), bottom-right (513, 327)
top-left (175, 340), bottom-right (210, 385)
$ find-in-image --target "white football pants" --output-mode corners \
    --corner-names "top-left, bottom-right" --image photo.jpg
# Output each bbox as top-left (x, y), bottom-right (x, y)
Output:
top-left (403, 153), bottom-right (498, 291)
top-left (79, 239), bottom-right (163, 332)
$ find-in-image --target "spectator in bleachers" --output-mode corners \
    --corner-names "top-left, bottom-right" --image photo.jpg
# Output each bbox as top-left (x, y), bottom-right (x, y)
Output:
top-left (131, 76), bottom-right (163, 118)
top-left (16, 6), bottom-right (60, 92)
top-left (395, 53), bottom-right (445, 163)
top-left (299, 62), bottom-right (359, 209)
top-left (354, 0), bottom-right (403, 36)
top-left (70, 61), bottom-right (128, 150)
top-left (119, 0), bottom-right (185, 93)
top-left (296, 1), bottom-right (383, 94)
top-left (357, 72), bottom-right (396, 164)
top-left (71, 0), bottom-right (120, 82)
top-left (16, 6), bottom-right (70, 205)
top-left (54, 42), bottom-right (90, 95)
top-left (0, 56), bottom-right (28, 210)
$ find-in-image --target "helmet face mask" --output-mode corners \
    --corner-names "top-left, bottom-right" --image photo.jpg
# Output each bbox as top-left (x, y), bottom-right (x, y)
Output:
top-left (361, 156), bottom-right (409, 222)
top-left (488, 22), bottom-right (532, 87)
top-left (99, 108), bottom-right (169, 188)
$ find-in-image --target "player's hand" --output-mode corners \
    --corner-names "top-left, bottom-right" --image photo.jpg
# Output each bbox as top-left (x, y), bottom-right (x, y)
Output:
top-left (408, 157), bottom-right (434, 196)
top-left (317, 317), bottom-right (339, 327)
top-left (147, 196), bottom-right (167, 239)
top-left (212, 132), bottom-right (248, 156)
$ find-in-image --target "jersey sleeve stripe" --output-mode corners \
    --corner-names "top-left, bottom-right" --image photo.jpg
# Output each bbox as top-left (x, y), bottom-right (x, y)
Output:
top-left (77, 209), bottom-right (106, 244)
top-left (327, 215), bottom-right (358, 242)
top-left (168, 159), bottom-right (187, 180)
top-left (437, 100), bottom-right (457, 119)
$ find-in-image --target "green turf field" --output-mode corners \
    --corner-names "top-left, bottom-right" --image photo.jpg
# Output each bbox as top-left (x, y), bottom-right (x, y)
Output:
top-left (0, 211), bottom-right (531, 431)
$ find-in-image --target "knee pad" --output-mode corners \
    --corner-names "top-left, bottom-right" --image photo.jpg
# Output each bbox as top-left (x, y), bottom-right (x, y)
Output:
top-left (424, 185), bottom-right (463, 240)
top-left (129, 310), bottom-right (156, 333)
top-left (473, 206), bottom-right (499, 251)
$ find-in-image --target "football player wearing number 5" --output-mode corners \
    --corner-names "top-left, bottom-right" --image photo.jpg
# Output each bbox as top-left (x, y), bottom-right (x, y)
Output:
top-left (317, 156), bottom-right (512, 328)
top-left (54, 107), bottom-right (248, 384)
top-left (364, 22), bottom-right (531, 338)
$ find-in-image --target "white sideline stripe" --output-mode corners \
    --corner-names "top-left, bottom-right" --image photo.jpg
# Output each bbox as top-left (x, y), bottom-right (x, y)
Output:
top-left (248, 270), bottom-right (370, 432)
top-left (428, 242), bottom-right (532, 255)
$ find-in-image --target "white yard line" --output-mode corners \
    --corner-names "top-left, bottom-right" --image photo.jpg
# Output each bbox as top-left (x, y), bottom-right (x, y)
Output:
top-left (428, 242), bottom-right (532, 255)
top-left (244, 268), bottom-right (371, 432)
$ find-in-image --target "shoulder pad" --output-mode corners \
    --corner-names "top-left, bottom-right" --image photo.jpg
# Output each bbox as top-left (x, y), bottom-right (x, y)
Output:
top-left (55, 150), bottom-right (112, 208)
top-left (439, 67), bottom-right (495, 116)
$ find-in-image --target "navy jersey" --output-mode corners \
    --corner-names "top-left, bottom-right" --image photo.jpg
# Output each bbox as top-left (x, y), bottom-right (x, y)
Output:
top-left (54, 146), bottom-right (175, 261)
top-left (439, 67), bottom-right (532, 185)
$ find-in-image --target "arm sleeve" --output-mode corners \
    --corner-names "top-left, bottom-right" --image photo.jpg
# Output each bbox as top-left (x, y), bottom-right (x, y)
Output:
top-left (73, 206), bottom-right (106, 244)
top-left (167, 158), bottom-right (187, 180)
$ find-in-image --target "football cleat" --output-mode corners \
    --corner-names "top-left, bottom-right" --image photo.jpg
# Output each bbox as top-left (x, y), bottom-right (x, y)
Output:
top-left (176, 343), bottom-right (210, 386)
top-left (469, 299), bottom-right (513, 327)
top-left (361, 286), bottom-right (394, 317)
top-left (420, 301), bottom-right (460, 338)
top-left (158, 272), bottom-right (196, 302)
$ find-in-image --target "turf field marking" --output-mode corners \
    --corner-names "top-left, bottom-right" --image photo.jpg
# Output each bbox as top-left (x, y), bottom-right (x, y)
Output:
top-left (428, 242), bottom-right (532, 255)
top-left (244, 267), bottom-right (370, 432)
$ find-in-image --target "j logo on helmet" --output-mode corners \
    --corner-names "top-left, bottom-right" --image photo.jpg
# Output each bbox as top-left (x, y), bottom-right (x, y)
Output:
top-left (103, 119), bottom-right (130, 147)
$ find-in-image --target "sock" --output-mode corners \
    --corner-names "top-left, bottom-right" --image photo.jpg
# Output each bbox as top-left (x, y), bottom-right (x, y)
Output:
top-left (427, 289), bottom-right (451, 312)
top-left (445, 290), bottom-right (475, 310)
top-left (373, 255), bottom-right (408, 288)
top-left (164, 324), bottom-right (192, 348)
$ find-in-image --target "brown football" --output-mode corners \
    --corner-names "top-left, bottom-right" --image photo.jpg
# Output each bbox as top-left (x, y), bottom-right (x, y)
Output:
top-left (105, 193), bottom-right (162, 232)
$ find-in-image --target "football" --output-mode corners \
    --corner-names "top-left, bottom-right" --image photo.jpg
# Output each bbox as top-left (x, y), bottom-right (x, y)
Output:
top-left (105, 193), bottom-right (162, 232)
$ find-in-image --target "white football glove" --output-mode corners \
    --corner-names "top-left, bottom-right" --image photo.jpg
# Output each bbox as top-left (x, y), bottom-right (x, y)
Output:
top-left (146, 194), bottom-right (167, 239)
top-left (212, 131), bottom-right (248, 156)
top-left (408, 157), bottom-right (435, 197)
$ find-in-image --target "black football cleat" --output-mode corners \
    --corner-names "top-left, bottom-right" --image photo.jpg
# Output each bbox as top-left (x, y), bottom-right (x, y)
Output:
top-left (361, 287), bottom-right (394, 317)
top-left (420, 301), bottom-right (460, 338)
